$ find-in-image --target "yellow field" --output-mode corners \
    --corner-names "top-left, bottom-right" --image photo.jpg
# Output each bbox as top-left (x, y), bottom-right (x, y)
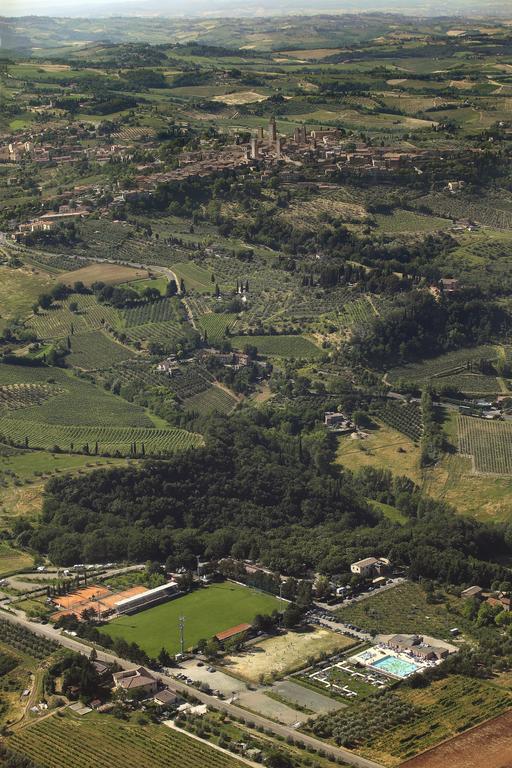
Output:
top-left (213, 91), bottom-right (267, 105)
top-left (0, 265), bottom-right (54, 325)
top-left (336, 422), bottom-right (422, 484)
top-left (0, 543), bottom-right (33, 576)
top-left (424, 454), bottom-right (512, 522)
top-left (280, 48), bottom-right (345, 59)
top-left (223, 627), bottom-right (354, 683)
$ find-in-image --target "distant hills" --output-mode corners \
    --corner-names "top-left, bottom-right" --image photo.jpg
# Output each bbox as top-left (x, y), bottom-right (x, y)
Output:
top-left (1, 8), bottom-right (511, 54)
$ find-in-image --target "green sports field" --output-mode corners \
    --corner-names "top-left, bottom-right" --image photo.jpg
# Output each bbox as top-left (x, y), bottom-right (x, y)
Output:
top-left (100, 581), bottom-right (285, 656)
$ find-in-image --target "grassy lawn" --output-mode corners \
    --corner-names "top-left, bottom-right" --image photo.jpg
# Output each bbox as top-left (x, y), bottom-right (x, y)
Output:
top-left (336, 582), bottom-right (471, 641)
top-left (336, 422), bottom-right (422, 485)
top-left (101, 582), bottom-right (285, 657)
top-left (230, 335), bottom-right (323, 359)
top-left (424, 453), bottom-right (512, 523)
top-left (0, 266), bottom-right (54, 325)
top-left (368, 500), bottom-right (408, 525)
top-left (172, 262), bottom-right (215, 293)
top-left (224, 626), bottom-right (355, 683)
top-left (0, 451), bottom-right (128, 531)
top-left (121, 277), bottom-right (168, 295)
top-left (0, 449), bottom-right (123, 481)
top-left (373, 210), bottom-right (451, 234)
top-left (0, 542), bottom-right (33, 576)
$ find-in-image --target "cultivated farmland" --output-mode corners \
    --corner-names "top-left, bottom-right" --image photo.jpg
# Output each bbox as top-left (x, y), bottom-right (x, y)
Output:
top-left (28, 294), bottom-right (122, 340)
top-left (9, 711), bottom-right (246, 768)
top-left (400, 708), bottom-right (512, 768)
top-left (0, 382), bottom-right (65, 410)
top-left (123, 297), bottom-right (182, 327)
top-left (183, 385), bottom-right (238, 416)
top-left (387, 346), bottom-right (497, 386)
top-left (230, 335), bottom-right (322, 359)
top-left (0, 417), bottom-right (202, 456)
top-left (336, 582), bottom-right (470, 641)
top-left (67, 331), bottom-right (135, 370)
top-left (197, 313), bottom-right (240, 342)
top-left (370, 402), bottom-right (422, 442)
top-left (457, 415), bottom-right (512, 475)
top-left (171, 262), bottom-right (215, 292)
top-left (60, 263), bottom-right (149, 287)
top-left (324, 675), bottom-right (512, 767)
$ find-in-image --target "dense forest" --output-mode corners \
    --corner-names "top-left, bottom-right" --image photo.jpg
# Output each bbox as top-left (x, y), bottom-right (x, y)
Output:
top-left (30, 412), bottom-right (510, 587)
top-left (351, 290), bottom-right (508, 368)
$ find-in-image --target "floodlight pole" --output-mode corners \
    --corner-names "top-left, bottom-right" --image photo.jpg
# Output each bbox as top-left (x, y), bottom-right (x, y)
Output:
top-left (179, 615), bottom-right (185, 655)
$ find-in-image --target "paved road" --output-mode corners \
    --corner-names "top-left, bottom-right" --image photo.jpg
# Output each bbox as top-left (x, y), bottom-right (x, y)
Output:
top-left (0, 608), bottom-right (384, 768)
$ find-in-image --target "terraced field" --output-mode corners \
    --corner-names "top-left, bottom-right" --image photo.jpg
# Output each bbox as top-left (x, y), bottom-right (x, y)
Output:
top-left (123, 320), bottom-right (184, 345)
top-left (0, 416), bottom-right (202, 456)
top-left (123, 297), bottom-right (182, 327)
top-left (183, 385), bottom-right (238, 416)
top-left (230, 335), bottom-right (323, 359)
top-left (0, 382), bottom-right (65, 410)
top-left (197, 312), bottom-right (240, 341)
top-left (387, 346), bottom-right (497, 386)
top-left (28, 294), bottom-right (121, 340)
top-left (458, 416), bottom-right (512, 475)
top-left (67, 331), bottom-right (135, 370)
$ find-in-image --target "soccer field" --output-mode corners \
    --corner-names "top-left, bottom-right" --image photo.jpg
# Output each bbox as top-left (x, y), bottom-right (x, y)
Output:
top-left (100, 582), bottom-right (285, 657)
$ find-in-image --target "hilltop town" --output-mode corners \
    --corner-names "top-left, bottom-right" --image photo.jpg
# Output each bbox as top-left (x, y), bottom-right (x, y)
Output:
top-left (1, 11), bottom-right (512, 768)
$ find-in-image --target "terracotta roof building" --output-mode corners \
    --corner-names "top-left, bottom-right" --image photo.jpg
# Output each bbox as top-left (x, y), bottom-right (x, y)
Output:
top-left (215, 623), bottom-right (252, 643)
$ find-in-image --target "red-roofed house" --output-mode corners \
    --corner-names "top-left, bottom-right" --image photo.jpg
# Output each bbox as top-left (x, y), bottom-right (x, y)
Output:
top-left (112, 667), bottom-right (158, 695)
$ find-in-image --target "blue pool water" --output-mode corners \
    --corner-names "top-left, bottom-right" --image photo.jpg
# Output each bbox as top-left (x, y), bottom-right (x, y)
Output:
top-left (371, 655), bottom-right (419, 678)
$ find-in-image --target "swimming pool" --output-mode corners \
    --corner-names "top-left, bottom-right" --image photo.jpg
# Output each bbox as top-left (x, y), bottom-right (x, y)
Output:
top-left (371, 655), bottom-right (419, 678)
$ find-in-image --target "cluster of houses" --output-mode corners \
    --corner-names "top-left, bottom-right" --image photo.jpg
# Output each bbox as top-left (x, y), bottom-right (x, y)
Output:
top-left (461, 585), bottom-right (511, 612)
top-left (12, 204), bottom-right (91, 241)
top-left (0, 135), bottom-right (132, 166)
top-left (156, 350), bottom-right (252, 379)
top-left (324, 411), bottom-right (354, 432)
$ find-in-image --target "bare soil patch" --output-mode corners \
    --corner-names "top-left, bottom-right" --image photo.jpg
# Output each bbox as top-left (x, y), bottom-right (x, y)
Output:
top-left (223, 627), bottom-right (354, 683)
top-left (400, 709), bottom-right (512, 768)
top-left (60, 263), bottom-right (149, 287)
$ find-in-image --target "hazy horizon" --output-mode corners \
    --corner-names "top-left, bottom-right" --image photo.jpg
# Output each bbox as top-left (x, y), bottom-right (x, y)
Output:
top-left (2, 0), bottom-right (511, 17)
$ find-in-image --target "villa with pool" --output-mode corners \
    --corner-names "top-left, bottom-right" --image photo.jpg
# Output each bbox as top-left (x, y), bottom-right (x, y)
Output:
top-left (349, 633), bottom-right (456, 680)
